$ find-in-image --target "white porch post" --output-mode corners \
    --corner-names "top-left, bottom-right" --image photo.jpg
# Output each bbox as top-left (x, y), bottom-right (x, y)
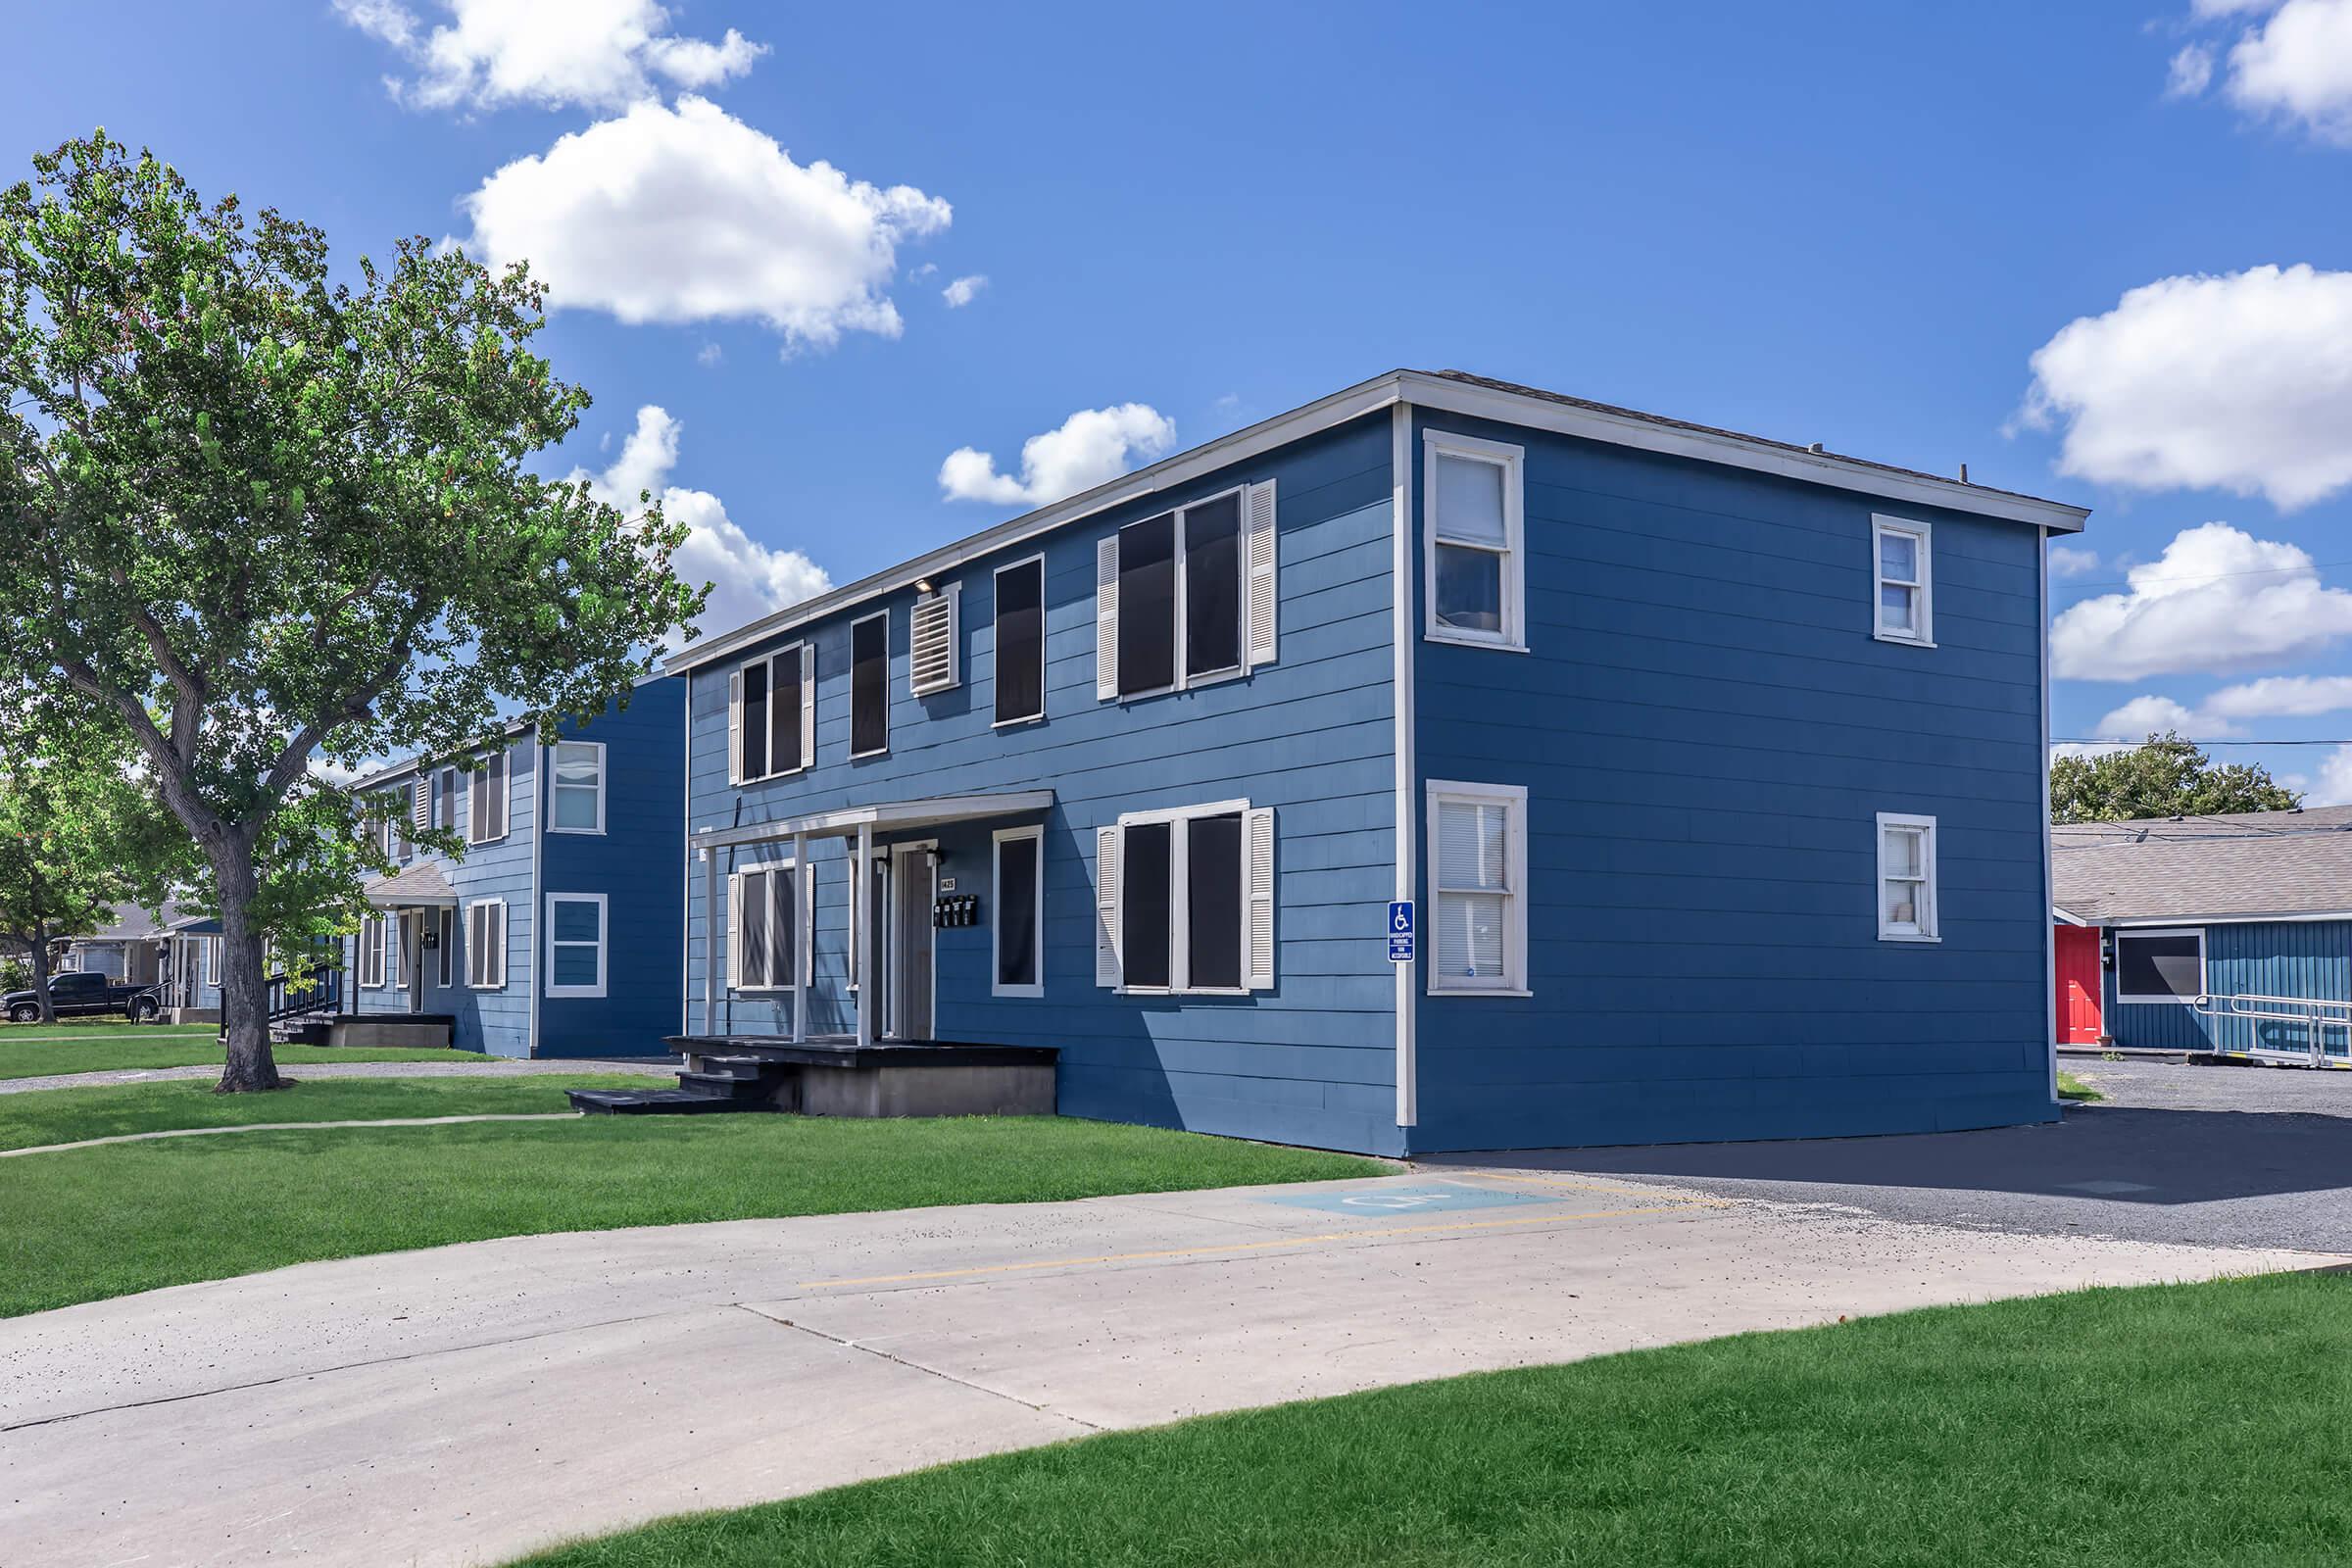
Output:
top-left (699, 848), bottom-right (715, 1036)
top-left (855, 821), bottom-right (874, 1050)
top-left (793, 830), bottom-right (809, 1043)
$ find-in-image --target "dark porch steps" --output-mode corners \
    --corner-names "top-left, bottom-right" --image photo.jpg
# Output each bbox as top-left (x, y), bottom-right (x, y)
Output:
top-left (568, 1055), bottom-right (790, 1116)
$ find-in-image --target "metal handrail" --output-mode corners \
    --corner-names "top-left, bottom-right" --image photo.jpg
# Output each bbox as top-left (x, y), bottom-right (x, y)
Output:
top-left (2191, 991), bottom-right (2352, 1068)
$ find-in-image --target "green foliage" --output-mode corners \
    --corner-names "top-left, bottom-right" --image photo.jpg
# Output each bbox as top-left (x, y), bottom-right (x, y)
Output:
top-left (0, 956), bottom-right (25, 992)
top-left (0, 131), bottom-right (705, 1080)
top-left (2050, 731), bottom-right (2300, 824)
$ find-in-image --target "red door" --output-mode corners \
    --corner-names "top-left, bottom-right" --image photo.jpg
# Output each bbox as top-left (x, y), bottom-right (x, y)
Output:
top-left (2055, 924), bottom-right (2103, 1045)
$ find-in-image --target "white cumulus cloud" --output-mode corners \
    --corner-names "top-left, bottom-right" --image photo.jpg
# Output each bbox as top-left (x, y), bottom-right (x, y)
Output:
top-left (2017, 265), bottom-right (2352, 510)
top-left (2050, 521), bottom-right (2352, 680)
top-left (2168, 43), bottom-right (2217, 98)
top-left (939, 404), bottom-right (1177, 508)
top-left (334, 0), bottom-right (765, 113)
top-left (2309, 743), bottom-right (2352, 806)
top-left (2165, 0), bottom-right (2352, 145)
top-left (2047, 544), bottom-right (2100, 578)
top-left (2200, 672), bottom-right (2352, 719)
top-left (941, 273), bottom-right (988, 308)
top-left (462, 97), bottom-right (951, 352)
top-left (2089, 694), bottom-right (2220, 739)
top-left (576, 406), bottom-right (830, 642)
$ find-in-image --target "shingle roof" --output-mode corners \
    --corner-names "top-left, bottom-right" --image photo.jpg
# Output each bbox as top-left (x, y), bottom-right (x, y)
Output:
top-left (364, 862), bottom-right (458, 908)
top-left (2053, 808), bottom-right (2352, 923)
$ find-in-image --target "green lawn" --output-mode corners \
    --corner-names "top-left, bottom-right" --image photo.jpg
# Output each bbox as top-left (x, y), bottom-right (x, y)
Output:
top-left (0, 1113), bottom-right (1381, 1318)
top-left (0, 1073), bottom-right (655, 1152)
top-left (516, 1271), bottom-right (2352, 1568)
top-left (0, 1033), bottom-right (495, 1080)
top-left (2058, 1070), bottom-right (2104, 1102)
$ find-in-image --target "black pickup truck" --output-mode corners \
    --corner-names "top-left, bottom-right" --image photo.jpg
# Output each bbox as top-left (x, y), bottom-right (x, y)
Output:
top-left (4, 969), bottom-right (164, 1022)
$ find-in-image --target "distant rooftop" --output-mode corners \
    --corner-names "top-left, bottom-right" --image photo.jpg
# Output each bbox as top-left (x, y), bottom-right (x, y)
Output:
top-left (2054, 807), bottom-right (2352, 924)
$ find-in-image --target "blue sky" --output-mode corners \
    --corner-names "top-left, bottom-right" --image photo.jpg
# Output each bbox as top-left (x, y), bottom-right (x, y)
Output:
top-left (13, 1), bottom-right (2352, 795)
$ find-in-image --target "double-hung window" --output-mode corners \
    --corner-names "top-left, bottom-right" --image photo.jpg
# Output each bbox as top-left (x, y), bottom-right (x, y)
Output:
top-left (359, 916), bottom-right (386, 988)
top-left (550, 741), bottom-right (605, 834)
top-left (438, 767), bottom-right (459, 832)
top-left (1873, 516), bottom-right (1933, 645)
top-left (438, 906), bottom-right (455, 989)
top-left (1095, 802), bottom-right (1274, 994)
top-left (465, 899), bottom-right (507, 988)
top-left (546, 893), bottom-right (608, 998)
top-left (1096, 482), bottom-right (1278, 702)
top-left (727, 863), bottom-right (798, 991)
top-left (993, 826), bottom-right (1045, 997)
top-left (994, 556), bottom-right (1046, 725)
top-left (1876, 812), bottom-right (1938, 942)
top-left (851, 613), bottom-right (890, 758)
top-left (730, 642), bottom-right (813, 783)
top-left (2115, 928), bottom-right (2204, 1004)
top-left (1425, 431), bottom-right (1526, 650)
top-left (468, 749), bottom-right (510, 844)
top-left (1426, 781), bottom-right (1529, 993)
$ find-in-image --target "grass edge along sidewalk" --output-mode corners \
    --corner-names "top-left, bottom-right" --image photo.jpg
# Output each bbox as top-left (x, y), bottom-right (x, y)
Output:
top-left (0, 1113), bottom-right (1383, 1318)
top-left (0, 1034), bottom-right (497, 1081)
top-left (514, 1270), bottom-right (2352, 1568)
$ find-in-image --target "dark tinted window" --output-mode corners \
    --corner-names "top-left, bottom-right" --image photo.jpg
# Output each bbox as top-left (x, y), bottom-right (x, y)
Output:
top-left (852, 615), bottom-right (888, 756)
top-left (995, 561), bottom-right (1045, 724)
top-left (2119, 934), bottom-right (2202, 1000)
top-left (1188, 811), bottom-right (1243, 989)
top-left (1184, 495), bottom-right (1242, 678)
top-left (771, 649), bottom-right (802, 773)
top-left (1117, 514), bottom-right (1176, 696)
top-left (997, 834), bottom-right (1039, 988)
top-left (772, 870), bottom-right (796, 985)
top-left (741, 872), bottom-right (769, 986)
top-left (1121, 821), bottom-right (1172, 989)
top-left (55, 971), bottom-right (101, 994)
top-left (741, 660), bottom-right (769, 779)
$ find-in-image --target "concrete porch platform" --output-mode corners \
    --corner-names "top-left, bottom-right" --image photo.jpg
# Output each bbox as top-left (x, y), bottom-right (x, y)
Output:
top-left (322, 1013), bottom-right (456, 1051)
top-left (569, 1036), bottom-right (1058, 1118)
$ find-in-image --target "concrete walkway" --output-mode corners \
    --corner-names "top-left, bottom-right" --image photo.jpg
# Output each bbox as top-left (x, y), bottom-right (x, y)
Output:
top-left (0, 1111), bottom-right (580, 1159)
top-left (0, 1056), bottom-right (673, 1095)
top-left (0, 1169), bottom-right (2333, 1568)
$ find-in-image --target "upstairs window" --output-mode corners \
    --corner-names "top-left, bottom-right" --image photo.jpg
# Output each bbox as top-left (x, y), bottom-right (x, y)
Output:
top-left (1096, 482), bottom-right (1278, 702)
top-left (550, 741), bottom-right (605, 834)
top-left (438, 767), bottom-right (458, 832)
top-left (852, 612), bottom-right (890, 757)
top-left (1876, 812), bottom-right (1938, 942)
top-left (1427, 781), bottom-right (1528, 993)
top-left (1425, 431), bottom-right (1526, 650)
top-left (1873, 516), bottom-right (1933, 646)
top-left (995, 556), bottom-right (1046, 726)
top-left (468, 748), bottom-right (510, 844)
top-left (730, 643), bottom-right (813, 784)
top-left (1095, 801), bottom-right (1274, 994)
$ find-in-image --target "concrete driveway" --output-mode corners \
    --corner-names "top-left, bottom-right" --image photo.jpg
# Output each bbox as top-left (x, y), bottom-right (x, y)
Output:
top-left (1, 1159), bottom-right (2333, 1568)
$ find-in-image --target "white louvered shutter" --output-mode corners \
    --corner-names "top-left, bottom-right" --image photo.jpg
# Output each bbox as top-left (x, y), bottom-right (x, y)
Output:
top-left (909, 585), bottom-right (959, 695)
top-left (799, 643), bottom-right (816, 767)
top-left (412, 778), bottom-right (430, 831)
top-left (1095, 535), bottom-right (1119, 701)
top-left (1245, 807), bottom-right (1275, 991)
top-left (1245, 479), bottom-right (1278, 669)
top-left (1095, 825), bottom-right (1122, 987)
top-left (727, 669), bottom-right (743, 785)
top-left (725, 872), bottom-right (743, 990)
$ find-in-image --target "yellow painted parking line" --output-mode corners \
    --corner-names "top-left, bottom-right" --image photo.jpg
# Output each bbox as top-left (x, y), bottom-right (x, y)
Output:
top-left (799, 1198), bottom-right (1718, 1291)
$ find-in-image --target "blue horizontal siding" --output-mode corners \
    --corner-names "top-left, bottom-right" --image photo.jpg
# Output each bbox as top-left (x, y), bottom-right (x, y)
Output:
top-left (2104, 920), bottom-right (2351, 1058)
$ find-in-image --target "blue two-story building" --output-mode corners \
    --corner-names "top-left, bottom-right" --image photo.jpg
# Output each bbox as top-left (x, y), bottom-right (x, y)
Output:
top-left (665, 369), bottom-right (2088, 1155)
top-left (341, 677), bottom-right (685, 1058)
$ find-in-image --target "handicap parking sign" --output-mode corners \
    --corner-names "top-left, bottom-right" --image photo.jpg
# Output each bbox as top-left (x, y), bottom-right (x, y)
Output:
top-left (1386, 901), bottom-right (1414, 963)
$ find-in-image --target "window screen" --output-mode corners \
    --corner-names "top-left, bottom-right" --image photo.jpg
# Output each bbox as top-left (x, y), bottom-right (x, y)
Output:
top-left (1121, 821), bottom-right (1173, 989)
top-left (771, 650), bottom-right (803, 773)
top-left (1117, 514), bottom-right (1177, 697)
top-left (997, 834), bottom-right (1039, 989)
top-left (1188, 811), bottom-right (1244, 989)
top-left (741, 872), bottom-right (770, 988)
top-left (1184, 494), bottom-right (1242, 679)
top-left (996, 560), bottom-right (1045, 724)
top-left (741, 660), bottom-right (770, 779)
top-left (2118, 932), bottom-right (2203, 1001)
top-left (1433, 453), bottom-right (1508, 635)
top-left (852, 616), bottom-right (888, 756)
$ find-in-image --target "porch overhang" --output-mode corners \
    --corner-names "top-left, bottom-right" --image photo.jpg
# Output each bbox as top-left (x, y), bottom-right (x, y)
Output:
top-left (689, 789), bottom-right (1055, 854)
top-left (362, 863), bottom-right (459, 911)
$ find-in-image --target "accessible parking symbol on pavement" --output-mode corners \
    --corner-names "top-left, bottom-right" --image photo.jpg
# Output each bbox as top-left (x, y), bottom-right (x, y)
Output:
top-left (1255, 1183), bottom-right (1555, 1215)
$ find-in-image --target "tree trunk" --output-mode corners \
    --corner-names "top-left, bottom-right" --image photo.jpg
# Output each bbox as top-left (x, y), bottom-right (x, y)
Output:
top-left (211, 845), bottom-right (284, 1093)
top-left (26, 926), bottom-right (55, 1025)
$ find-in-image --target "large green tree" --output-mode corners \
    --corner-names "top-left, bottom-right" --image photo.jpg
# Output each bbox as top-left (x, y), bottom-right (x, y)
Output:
top-left (2051, 731), bottom-right (2301, 824)
top-left (0, 133), bottom-right (701, 1089)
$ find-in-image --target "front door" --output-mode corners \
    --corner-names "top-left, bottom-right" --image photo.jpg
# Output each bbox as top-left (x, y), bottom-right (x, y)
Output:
top-left (404, 913), bottom-right (426, 1014)
top-left (2055, 924), bottom-right (2102, 1045)
top-left (890, 844), bottom-right (936, 1041)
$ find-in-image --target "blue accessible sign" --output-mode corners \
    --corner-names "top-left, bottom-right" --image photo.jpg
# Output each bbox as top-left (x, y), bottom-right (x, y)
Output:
top-left (1386, 900), bottom-right (1415, 963)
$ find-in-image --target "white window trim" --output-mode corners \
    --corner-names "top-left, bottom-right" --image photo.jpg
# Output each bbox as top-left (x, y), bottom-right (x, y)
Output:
top-left (544, 892), bottom-right (609, 999)
top-left (733, 642), bottom-right (812, 783)
top-left (730, 859), bottom-right (800, 994)
top-left (468, 749), bottom-right (511, 845)
top-left (359, 916), bottom-right (386, 989)
top-left (1113, 486), bottom-right (1255, 704)
top-left (203, 936), bottom-right (220, 988)
top-left (1875, 810), bottom-right (1940, 943)
top-left (992, 554), bottom-right (1049, 728)
top-left (2115, 926), bottom-right (2208, 1004)
top-left (1423, 429), bottom-right (1528, 653)
top-left (1424, 779), bottom-right (1532, 997)
top-left (850, 610), bottom-right (892, 760)
top-left (393, 914), bottom-right (412, 991)
top-left (1112, 797), bottom-right (1256, 997)
top-left (992, 825), bottom-right (1046, 998)
top-left (466, 898), bottom-right (508, 990)
top-left (1872, 514), bottom-right (1935, 648)
top-left (438, 906), bottom-right (455, 990)
top-left (548, 740), bottom-right (608, 836)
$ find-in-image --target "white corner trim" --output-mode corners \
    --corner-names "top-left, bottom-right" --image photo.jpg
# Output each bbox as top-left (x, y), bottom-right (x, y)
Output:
top-left (1392, 402), bottom-right (1417, 1130)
